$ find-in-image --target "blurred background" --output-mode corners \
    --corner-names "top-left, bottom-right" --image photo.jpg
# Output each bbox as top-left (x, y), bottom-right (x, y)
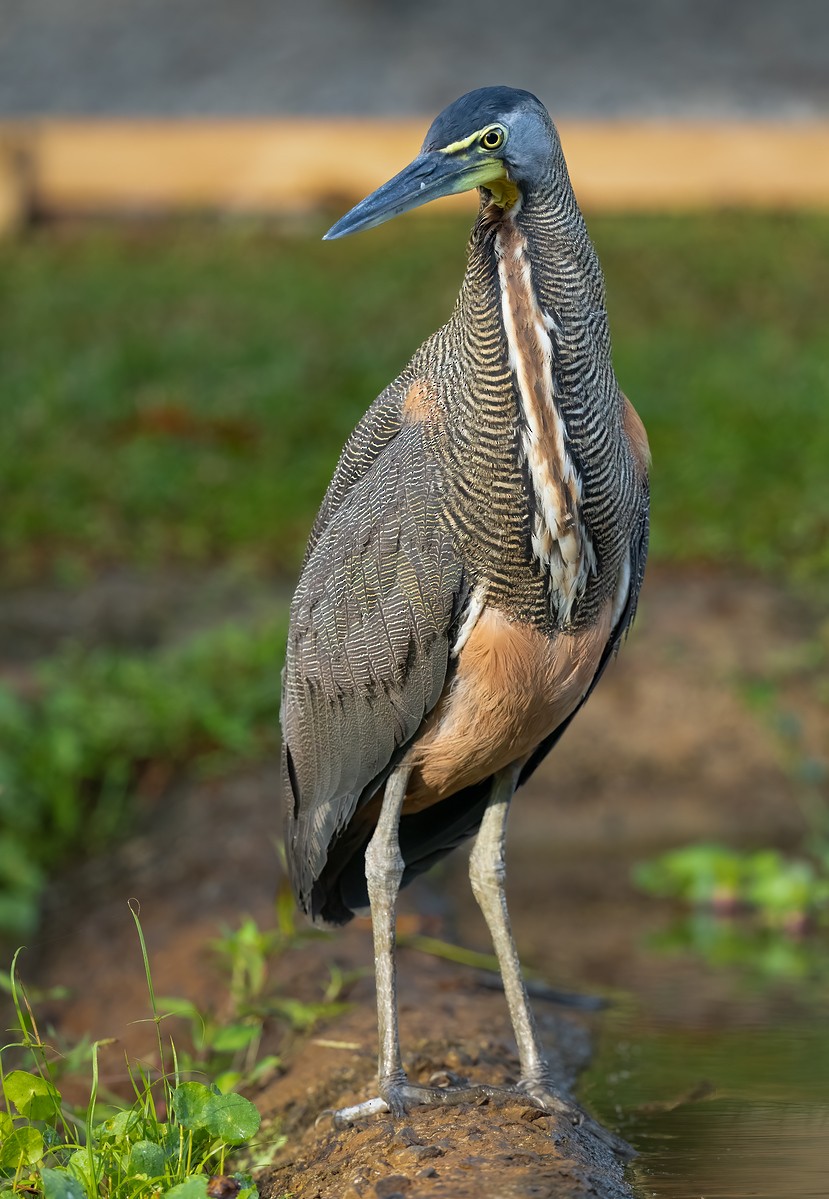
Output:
top-left (1, 2), bottom-right (828, 1195)
top-left (2, 0), bottom-right (829, 117)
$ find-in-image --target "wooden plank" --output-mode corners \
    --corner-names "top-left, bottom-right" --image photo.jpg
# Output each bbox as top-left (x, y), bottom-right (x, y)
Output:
top-left (4, 119), bottom-right (829, 218)
top-left (561, 122), bottom-right (829, 210)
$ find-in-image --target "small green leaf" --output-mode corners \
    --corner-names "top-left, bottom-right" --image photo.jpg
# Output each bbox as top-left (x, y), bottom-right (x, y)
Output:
top-left (246, 1055), bottom-right (281, 1085)
top-left (3, 1070), bottom-right (61, 1120)
top-left (212, 1071), bottom-right (243, 1095)
top-left (164, 1176), bottom-right (209, 1199)
top-left (99, 1109), bottom-right (139, 1141)
top-left (40, 1168), bottom-right (88, 1199)
top-left (66, 1150), bottom-right (98, 1194)
top-left (128, 1140), bottom-right (167, 1179)
top-left (0, 1110), bottom-right (13, 1138)
top-left (210, 1023), bottom-right (259, 1053)
top-left (202, 1093), bottom-right (260, 1144)
top-left (271, 997), bottom-right (347, 1030)
top-left (172, 1082), bottom-right (214, 1131)
top-left (159, 997), bottom-right (203, 1022)
top-left (0, 1125), bottom-right (45, 1169)
top-left (172, 1083), bottom-right (260, 1145)
top-left (232, 1175), bottom-right (260, 1199)
top-left (41, 1127), bottom-right (65, 1152)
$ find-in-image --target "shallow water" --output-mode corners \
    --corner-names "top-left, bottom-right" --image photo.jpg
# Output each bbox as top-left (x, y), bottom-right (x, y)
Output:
top-left (583, 970), bottom-right (829, 1197)
top-left (448, 830), bottom-right (829, 1198)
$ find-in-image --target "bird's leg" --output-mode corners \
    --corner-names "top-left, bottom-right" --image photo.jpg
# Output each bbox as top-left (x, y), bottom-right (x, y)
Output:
top-left (468, 766), bottom-right (632, 1156)
top-left (329, 764), bottom-right (502, 1127)
top-left (468, 764), bottom-right (549, 1087)
top-left (331, 763), bottom-right (431, 1121)
top-left (364, 763), bottom-right (410, 1104)
top-left (328, 765), bottom-right (630, 1154)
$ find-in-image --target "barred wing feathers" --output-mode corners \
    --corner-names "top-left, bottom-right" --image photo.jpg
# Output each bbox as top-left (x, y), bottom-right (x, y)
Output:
top-left (281, 416), bottom-right (466, 918)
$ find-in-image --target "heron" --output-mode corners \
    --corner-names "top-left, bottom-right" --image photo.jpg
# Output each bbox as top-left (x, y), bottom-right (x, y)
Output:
top-left (281, 86), bottom-right (649, 1140)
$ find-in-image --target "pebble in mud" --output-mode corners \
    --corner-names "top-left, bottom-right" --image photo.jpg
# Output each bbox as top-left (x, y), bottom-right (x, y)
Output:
top-left (342, 1174), bottom-right (370, 1198)
top-left (406, 1144), bottom-right (443, 1161)
top-left (373, 1175), bottom-right (411, 1197)
top-left (391, 1125), bottom-right (420, 1148)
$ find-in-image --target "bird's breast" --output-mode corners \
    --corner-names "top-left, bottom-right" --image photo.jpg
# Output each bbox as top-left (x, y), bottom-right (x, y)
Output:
top-left (403, 599), bottom-right (613, 812)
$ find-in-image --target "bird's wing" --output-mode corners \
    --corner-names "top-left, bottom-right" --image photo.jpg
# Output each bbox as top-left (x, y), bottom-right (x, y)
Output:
top-left (281, 414), bottom-right (467, 916)
top-left (302, 375), bottom-right (412, 564)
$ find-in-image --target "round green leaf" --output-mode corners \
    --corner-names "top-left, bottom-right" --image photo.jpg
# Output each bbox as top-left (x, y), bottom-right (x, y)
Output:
top-left (164, 1176), bottom-right (209, 1199)
top-left (172, 1082), bottom-right (214, 1131)
top-left (172, 1083), bottom-right (260, 1145)
top-left (0, 1125), bottom-right (45, 1169)
top-left (99, 1109), bottom-right (139, 1141)
top-left (39, 1168), bottom-right (87, 1199)
top-left (67, 1149), bottom-right (99, 1193)
top-left (3, 1070), bottom-right (61, 1120)
top-left (128, 1140), bottom-right (167, 1179)
top-left (202, 1093), bottom-right (260, 1144)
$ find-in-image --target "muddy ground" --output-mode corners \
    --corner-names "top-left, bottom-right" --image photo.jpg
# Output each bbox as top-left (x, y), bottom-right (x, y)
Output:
top-left (9, 566), bottom-right (825, 1197)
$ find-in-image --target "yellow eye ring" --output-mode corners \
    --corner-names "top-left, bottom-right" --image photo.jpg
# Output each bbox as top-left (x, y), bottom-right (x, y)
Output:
top-left (480, 126), bottom-right (505, 151)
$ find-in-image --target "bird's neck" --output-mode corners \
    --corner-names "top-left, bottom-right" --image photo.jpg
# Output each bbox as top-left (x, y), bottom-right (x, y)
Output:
top-left (453, 179), bottom-right (626, 624)
top-left (476, 178), bottom-right (614, 390)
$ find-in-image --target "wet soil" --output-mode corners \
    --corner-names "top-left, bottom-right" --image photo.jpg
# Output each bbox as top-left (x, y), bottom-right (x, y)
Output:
top-left (9, 566), bottom-right (827, 1197)
top-left (254, 937), bottom-right (631, 1199)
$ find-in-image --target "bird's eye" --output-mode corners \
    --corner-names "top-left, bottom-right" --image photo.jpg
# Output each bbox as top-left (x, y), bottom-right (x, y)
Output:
top-left (480, 127), bottom-right (505, 151)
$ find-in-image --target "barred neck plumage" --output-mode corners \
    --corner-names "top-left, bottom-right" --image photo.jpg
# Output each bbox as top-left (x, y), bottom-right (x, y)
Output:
top-left (465, 172), bottom-right (617, 432)
top-left (445, 168), bottom-right (635, 629)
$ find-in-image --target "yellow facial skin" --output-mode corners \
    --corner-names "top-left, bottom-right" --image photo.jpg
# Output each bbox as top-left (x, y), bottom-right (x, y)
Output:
top-left (438, 124), bottom-right (519, 210)
top-left (324, 123), bottom-right (520, 240)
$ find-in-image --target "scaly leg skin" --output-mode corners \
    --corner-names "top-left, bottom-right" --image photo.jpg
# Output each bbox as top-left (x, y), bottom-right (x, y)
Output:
top-left (327, 764), bottom-right (504, 1128)
top-left (327, 765), bottom-right (631, 1158)
top-left (468, 766), bottom-right (633, 1158)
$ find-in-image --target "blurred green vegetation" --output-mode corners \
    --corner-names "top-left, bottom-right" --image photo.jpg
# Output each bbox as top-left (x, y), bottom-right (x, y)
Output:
top-left (0, 617), bottom-right (286, 937)
top-left (1, 212), bottom-right (828, 587)
top-left (635, 844), bottom-right (829, 931)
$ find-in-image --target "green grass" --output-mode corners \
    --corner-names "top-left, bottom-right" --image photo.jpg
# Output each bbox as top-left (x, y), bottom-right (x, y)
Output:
top-left (1, 212), bottom-right (828, 587)
top-left (0, 903), bottom-right (350, 1197)
top-left (0, 911), bottom-right (282, 1199)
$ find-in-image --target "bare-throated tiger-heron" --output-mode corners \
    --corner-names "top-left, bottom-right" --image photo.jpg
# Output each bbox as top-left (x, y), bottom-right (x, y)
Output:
top-left (281, 86), bottom-right (649, 1144)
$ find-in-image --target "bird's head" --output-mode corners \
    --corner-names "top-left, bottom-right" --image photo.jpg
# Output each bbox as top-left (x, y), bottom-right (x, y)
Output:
top-left (324, 86), bottom-right (557, 240)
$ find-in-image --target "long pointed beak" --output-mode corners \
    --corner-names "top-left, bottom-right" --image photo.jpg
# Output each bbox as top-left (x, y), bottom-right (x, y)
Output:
top-left (324, 149), bottom-right (493, 240)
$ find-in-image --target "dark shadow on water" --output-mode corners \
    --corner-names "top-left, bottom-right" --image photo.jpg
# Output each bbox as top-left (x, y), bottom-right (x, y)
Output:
top-left (581, 935), bottom-right (829, 1198)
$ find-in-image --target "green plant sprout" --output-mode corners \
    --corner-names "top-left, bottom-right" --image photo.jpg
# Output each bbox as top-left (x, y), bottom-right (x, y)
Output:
top-left (0, 914), bottom-right (273, 1199)
top-left (636, 617), bottom-right (829, 967)
top-left (157, 898), bottom-right (352, 1096)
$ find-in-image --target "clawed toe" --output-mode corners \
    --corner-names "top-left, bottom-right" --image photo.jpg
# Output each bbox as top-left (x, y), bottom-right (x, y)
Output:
top-left (328, 1075), bottom-right (494, 1128)
top-left (428, 1068), bottom-right (465, 1088)
top-left (323, 1075), bottom-right (631, 1158)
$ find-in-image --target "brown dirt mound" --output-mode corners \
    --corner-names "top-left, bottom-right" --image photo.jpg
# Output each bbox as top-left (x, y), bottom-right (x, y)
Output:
top-left (255, 940), bottom-right (632, 1199)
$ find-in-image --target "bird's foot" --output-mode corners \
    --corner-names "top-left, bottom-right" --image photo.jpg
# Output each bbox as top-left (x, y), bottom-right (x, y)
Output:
top-left (324, 1071), bottom-right (499, 1129)
top-left (515, 1078), bottom-right (635, 1159)
top-left (321, 1071), bottom-right (632, 1157)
